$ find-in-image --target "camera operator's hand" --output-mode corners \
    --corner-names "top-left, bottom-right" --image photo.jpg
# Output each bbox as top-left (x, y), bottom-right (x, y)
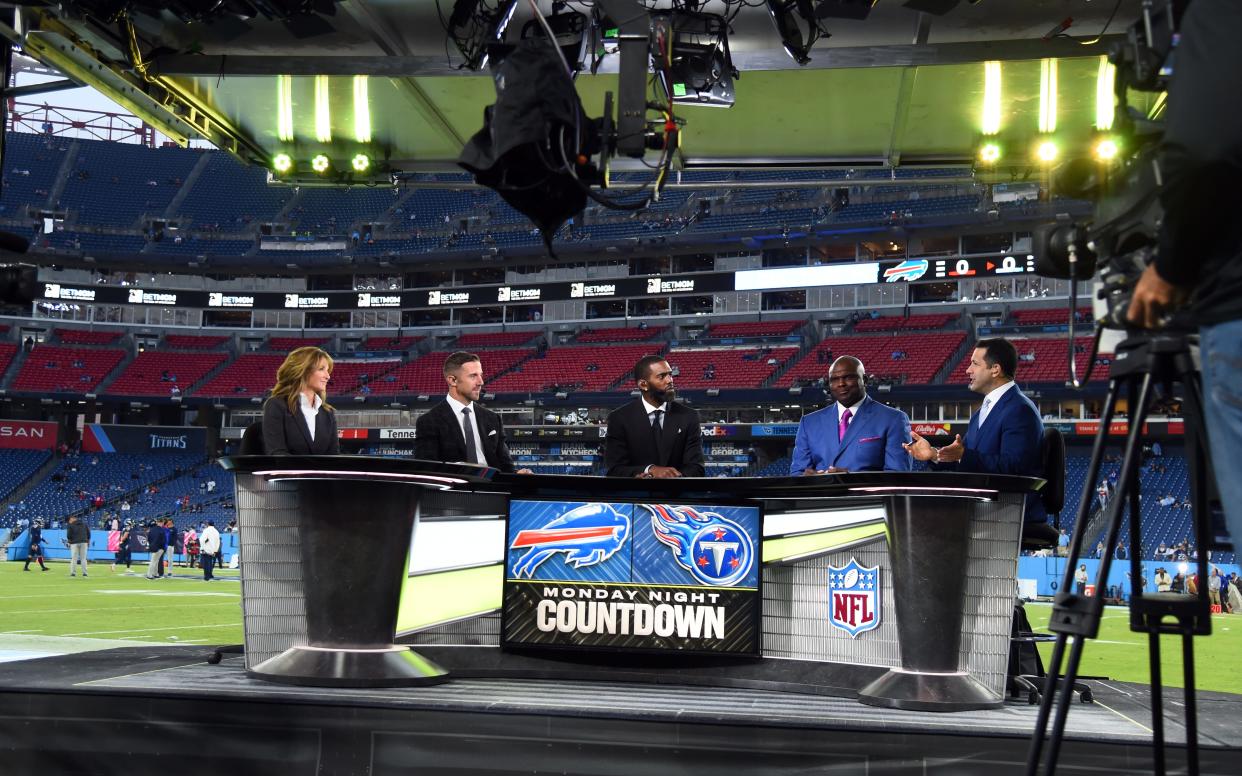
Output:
top-left (1127, 264), bottom-right (1188, 329)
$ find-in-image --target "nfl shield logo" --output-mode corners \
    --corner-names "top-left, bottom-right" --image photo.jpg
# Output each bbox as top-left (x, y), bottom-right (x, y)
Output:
top-left (827, 558), bottom-right (881, 638)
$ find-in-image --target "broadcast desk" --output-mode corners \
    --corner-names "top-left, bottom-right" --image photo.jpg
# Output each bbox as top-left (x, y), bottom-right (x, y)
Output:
top-left (222, 456), bottom-right (1040, 712)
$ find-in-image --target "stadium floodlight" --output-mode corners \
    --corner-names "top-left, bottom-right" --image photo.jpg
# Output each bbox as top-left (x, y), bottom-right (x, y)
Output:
top-left (978, 142), bottom-right (1001, 164)
top-left (1094, 137), bottom-right (1120, 161)
top-left (1096, 55), bottom-right (1117, 130)
top-left (273, 153), bottom-right (294, 174)
top-left (351, 153), bottom-right (371, 173)
top-left (981, 61), bottom-right (1002, 136)
top-left (311, 154), bottom-right (331, 173)
top-left (1038, 58), bottom-right (1058, 133)
top-left (1035, 139), bottom-right (1059, 163)
top-left (277, 75), bottom-right (294, 142)
top-left (353, 76), bottom-right (371, 143)
top-left (315, 75), bottom-right (332, 143)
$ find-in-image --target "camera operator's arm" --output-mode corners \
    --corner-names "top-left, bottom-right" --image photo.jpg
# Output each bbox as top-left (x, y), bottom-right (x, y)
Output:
top-left (1128, 0), bottom-right (1242, 329)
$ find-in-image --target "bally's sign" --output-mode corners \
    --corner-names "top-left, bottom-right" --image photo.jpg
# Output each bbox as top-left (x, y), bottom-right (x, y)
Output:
top-left (502, 500), bottom-right (762, 656)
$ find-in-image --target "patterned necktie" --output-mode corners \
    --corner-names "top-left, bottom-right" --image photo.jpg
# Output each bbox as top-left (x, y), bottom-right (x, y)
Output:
top-left (979, 397), bottom-right (993, 426)
top-left (461, 407), bottom-right (479, 464)
top-left (838, 408), bottom-right (852, 442)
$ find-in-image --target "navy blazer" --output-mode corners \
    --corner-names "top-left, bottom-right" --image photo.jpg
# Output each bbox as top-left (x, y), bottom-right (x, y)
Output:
top-left (790, 395), bottom-right (912, 474)
top-left (261, 396), bottom-right (340, 456)
top-left (414, 399), bottom-right (516, 473)
top-left (949, 384), bottom-right (1046, 523)
top-left (605, 399), bottom-right (704, 478)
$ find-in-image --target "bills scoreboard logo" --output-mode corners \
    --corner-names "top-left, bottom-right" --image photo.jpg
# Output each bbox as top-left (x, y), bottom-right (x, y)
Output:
top-left (828, 558), bottom-right (881, 638)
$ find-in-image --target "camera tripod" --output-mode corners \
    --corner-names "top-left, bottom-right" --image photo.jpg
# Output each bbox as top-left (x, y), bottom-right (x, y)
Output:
top-left (1025, 331), bottom-right (1214, 776)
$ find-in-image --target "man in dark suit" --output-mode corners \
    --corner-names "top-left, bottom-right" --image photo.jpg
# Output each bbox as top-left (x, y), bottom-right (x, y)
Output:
top-left (790, 356), bottom-right (911, 474)
top-left (904, 337), bottom-right (1047, 523)
top-left (415, 351), bottom-right (526, 473)
top-left (605, 355), bottom-right (704, 478)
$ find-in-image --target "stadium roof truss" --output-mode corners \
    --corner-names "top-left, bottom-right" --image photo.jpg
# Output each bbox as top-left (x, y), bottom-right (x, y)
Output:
top-left (4, 1), bottom-right (1158, 187)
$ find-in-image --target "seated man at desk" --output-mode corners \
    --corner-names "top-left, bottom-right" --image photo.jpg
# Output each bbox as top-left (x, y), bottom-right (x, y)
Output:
top-left (605, 355), bottom-right (704, 478)
top-left (790, 356), bottom-right (912, 474)
top-left (904, 337), bottom-right (1046, 523)
top-left (415, 351), bottom-right (526, 473)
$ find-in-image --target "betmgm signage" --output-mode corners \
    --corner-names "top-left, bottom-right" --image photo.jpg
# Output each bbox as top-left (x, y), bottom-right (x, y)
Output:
top-left (502, 500), bottom-right (762, 657)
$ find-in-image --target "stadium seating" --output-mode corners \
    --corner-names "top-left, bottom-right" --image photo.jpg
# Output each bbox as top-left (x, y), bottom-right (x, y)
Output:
top-left (56, 328), bottom-right (124, 345)
top-left (1011, 308), bottom-right (1092, 326)
top-left (18, 452), bottom-right (205, 524)
top-left (486, 345), bottom-right (654, 393)
top-left (706, 321), bottom-right (802, 339)
top-left (13, 345), bottom-right (126, 393)
top-left (779, 333), bottom-right (965, 387)
top-left (0, 342), bottom-right (17, 378)
top-left (0, 449), bottom-right (53, 503)
top-left (267, 336), bottom-right (330, 351)
top-left (351, 348), bottom-right (532, 395)
top-left (360, 335), bottom-right (423, 351)
top-left (326, 359), bottom-right (404, 395)
top-left (58, 142), bottom-right (202, 226)
top-left (576, 326), bottom-right (666, 344)
top-left (104, 351), bottom-right (228, 396)
top-left (852, 313), bottom-right (958, 332)
top-left (666, 347), bottom-right (799, 389)
top-left (948, 337), bottom-right (1110, 384)
top-left (164, 334), bottom-right (230, 350)
top-left (453, 331), bottom-right (539, 349)
top-left (194, 353), bottom-right (286, 397)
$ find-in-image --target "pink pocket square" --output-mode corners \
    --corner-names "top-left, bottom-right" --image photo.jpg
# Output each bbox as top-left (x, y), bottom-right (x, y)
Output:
top-left (858, 436), bottom-right (882, 443)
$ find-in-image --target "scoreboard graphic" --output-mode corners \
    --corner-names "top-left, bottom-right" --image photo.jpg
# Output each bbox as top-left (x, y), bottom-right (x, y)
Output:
top-left (502, 500), bottom-right (762, 656)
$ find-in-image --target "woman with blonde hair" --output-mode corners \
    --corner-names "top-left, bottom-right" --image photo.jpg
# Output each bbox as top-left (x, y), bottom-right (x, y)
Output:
top-left (261, 346), bottom-right (340, 455)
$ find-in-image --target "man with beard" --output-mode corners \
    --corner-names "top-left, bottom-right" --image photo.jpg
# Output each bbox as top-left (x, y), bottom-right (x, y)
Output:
top-left (790, 355), bottom-right (911, 474)
top-left (605, 355), bottom-right (704, 478)
top-left (904, 337), bottom-right (1046, 523)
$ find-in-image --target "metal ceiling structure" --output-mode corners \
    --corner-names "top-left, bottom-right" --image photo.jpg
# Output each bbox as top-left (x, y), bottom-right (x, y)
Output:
top-left (3, 1), bottom-right (1153, 185)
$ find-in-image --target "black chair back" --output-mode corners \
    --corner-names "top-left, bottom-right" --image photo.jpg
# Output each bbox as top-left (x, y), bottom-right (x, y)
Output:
top-left (1040, 426), bottom-right (1066, 518)
top-left (239, 421), bottom-right (265, 455)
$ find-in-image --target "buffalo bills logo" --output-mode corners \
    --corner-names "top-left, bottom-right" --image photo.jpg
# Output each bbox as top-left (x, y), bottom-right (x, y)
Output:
top-left (645, 504), bottom-right (754, 587)
top-left (509, 503), bottom-right (630, 578)
top-left (882, 259), bottom-right (928, 283)
top-left (828, 558), bottom-right (881, 638)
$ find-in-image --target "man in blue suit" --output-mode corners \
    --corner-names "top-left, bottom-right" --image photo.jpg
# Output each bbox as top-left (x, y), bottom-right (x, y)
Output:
top-left (790, 356), bottom-right (912, 474)
top-left (904, 337), bottom-right (1047, 523)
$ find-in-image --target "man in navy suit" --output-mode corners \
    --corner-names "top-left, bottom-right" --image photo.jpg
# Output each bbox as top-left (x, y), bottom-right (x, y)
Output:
top-left (790, 356), bottom-right (911, 475)
top-left (904, 337), bottom-right (1047, 523)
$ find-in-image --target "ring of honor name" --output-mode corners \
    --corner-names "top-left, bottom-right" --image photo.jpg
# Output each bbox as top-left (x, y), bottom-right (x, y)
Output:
top-left (827, 558), bottom-right (882, 638)
top-left (502, 500), bottom-right (762, 656)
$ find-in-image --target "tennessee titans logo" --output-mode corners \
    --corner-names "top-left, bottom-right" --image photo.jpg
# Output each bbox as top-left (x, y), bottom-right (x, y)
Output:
top-left (645, 504), bottom-right (754, 587)
top-left (828, 558), bottom-right (881, 638)
top-left (509, 503), bottom-right (630, 579)
top-left (883, 259), bottom-right (929, 283)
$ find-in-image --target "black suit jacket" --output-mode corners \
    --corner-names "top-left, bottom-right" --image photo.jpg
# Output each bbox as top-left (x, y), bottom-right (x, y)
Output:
top-left (605, 399), bottom-right (704, 478)
top-left (261, 396), bottom-right (340, 455)
top-left (414, 399), bottom-right (516, 473)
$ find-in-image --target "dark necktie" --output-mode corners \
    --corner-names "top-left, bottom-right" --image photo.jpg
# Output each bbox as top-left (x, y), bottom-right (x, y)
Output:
top-left (651, 409), bottom-right (664, 446)
top-left (461, 407), bottom-right (479, 464)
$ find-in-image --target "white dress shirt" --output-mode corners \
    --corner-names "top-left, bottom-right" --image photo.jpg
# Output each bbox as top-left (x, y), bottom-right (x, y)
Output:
top-left (446, 393), bottom-right (484, 464)
top-left (297, 392), bottom-right (322, 441)
top-left (978, 380), bottom-right (1016, 427)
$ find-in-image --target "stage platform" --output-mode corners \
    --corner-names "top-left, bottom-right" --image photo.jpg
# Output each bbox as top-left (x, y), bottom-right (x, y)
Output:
top-left (0, 645), bottom-right (1238, 775)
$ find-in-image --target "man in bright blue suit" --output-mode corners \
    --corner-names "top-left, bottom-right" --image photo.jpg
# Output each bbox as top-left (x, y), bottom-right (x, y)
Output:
top-left (790, 356), bottom-right (912, 475)
top-left (904, 337), bottom-right (1047, 523)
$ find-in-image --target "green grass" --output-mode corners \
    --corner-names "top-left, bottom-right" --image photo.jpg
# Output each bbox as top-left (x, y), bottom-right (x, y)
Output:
top-left (1027, 602), bottom-right (1242, 695)
top-left (1, 559), bottom-right (244, 647)
top-left (3, 562), bottom-right (1239, 697)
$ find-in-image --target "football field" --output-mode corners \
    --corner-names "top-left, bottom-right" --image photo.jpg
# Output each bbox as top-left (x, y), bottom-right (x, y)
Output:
top-left (1, 561), bottom-right (1238, 695)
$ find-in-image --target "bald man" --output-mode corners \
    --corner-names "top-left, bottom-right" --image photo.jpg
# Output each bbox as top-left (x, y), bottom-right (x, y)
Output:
top-left (790, 356), bottom-right (912, 474)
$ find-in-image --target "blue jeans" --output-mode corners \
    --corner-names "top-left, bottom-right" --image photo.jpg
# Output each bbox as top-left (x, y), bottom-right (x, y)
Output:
top-left (1200, 320), bottom-right (1242, 551)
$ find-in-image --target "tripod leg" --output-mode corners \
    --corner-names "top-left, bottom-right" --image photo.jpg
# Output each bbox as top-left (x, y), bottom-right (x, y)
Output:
top-left (1025, 633), bottom-right (1070, 776)
top-left (1182, 634), bottom-right (1198, 776)
top-left (1149, 631), bottom-right (1166, 776)
top-left (1042, 635), bottom-right (1088, 776)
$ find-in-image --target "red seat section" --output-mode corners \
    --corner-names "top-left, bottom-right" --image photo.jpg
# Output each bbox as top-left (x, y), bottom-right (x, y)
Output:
top-left (779, 333), bottom-right (965, 387)
top-left (577, 326), bottom-right (666, 344)
top-left (267, 336), bottom-right (330, 351)
top-left (164, 334), bottom-right (229, 350)
top-left (1010, 308), bottom-right (1092, 326)
top-left (195, 353), bottom-right (286, 397)
top-left (707, 321), bottom-right (802, 338)
top-left (356, 348), bottom-right (532, 396)
top-left (949, 337), bottom-right (1110, 384)
top-left (487, 345), bottom-right (655, 393)
top-left (55, 328), bottom-right (124, 345)
top-left (326, 360), bottom-right (403, 394)
top-left (852, 313), bottom-right (957, 332)
top-left (106, 351), bottom-right (229, 396)
top-left (454, 332), bottom-right (538, 349)
top-left (360, 335), bottom-right (424, 351)
top-left (0, 343), bottom-right (17, 378)
top-left (666, 347), bottom-right (798, 389)
top-left (14, 345), bottom-right (125, 393)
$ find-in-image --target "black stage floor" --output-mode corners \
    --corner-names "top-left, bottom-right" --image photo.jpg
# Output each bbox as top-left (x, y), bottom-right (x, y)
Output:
top-left (0, 646), bottom-right (1237, 775)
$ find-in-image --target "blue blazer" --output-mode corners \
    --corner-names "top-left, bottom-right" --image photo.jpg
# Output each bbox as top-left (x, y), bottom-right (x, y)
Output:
top-left (790, 396), bottom-right (912, 474)
top-left (952, 384), bottom-right (1046, 523)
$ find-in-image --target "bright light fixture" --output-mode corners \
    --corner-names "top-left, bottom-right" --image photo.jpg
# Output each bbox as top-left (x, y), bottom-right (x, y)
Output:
top-left (979, 142), bottom-right (1001, 164)
top-left (315, 75), bottom-right (332, 143)
top-left (273, 153), bottom-right (293, 174)
top-left (1036, 140), bottom-right (1058, 163)
top-left (351, 154), bottom-right (371, 172)
top-left (1039, 58), bottom-right (1058, 133)
top-left (353, 76), bottom-right (371, 143)
top-left (981, 61), bottom-right (1002, 136)
top-left (277, 75), bottom-right (294, 142)
top-left (311, 154), bottom-right (331, 173)
top-left (1096, 55), bottom-right (1116, 130)
top-left (1094, 137), bottom-right (1119, 160)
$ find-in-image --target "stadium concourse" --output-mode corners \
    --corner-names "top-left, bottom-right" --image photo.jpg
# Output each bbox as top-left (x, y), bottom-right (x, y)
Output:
top-left (0, 116), bottom-right (1238, 776)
